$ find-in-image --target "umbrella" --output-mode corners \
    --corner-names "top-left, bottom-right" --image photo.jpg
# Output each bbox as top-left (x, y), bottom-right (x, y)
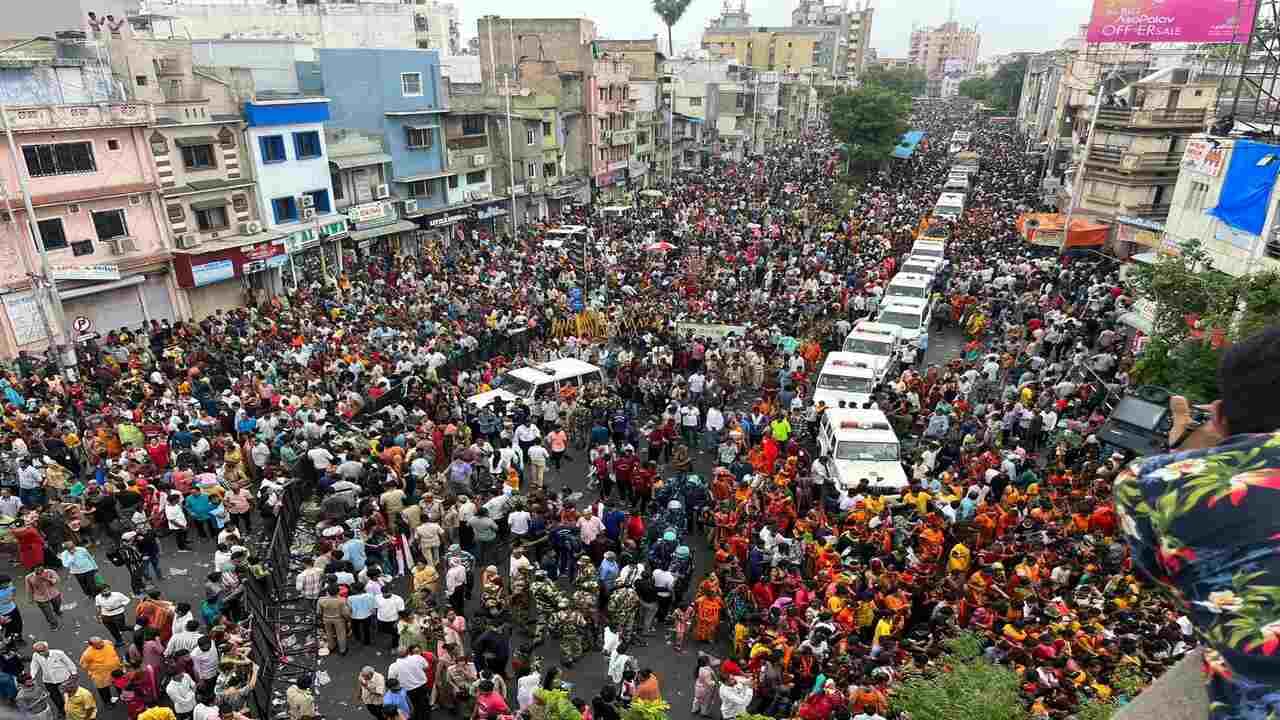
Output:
top-left (646, 241), bottom-right (676, 253)
top-left (640, 189), bottom-right (664, 198)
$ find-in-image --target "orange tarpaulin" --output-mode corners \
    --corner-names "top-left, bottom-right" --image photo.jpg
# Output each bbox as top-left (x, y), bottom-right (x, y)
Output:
top-left (1016, 213), bottom-right (1109, 248)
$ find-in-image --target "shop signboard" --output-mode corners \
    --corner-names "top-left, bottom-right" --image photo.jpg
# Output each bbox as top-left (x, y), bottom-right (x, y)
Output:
top-left (191, 259), bottom-right (236, 287)
top-left (1182, 138), bottom-right (1227, 177)
top-left (428, 213), bottom-right (469, 228)
top-left (1085, 0), bottom-right (1257, 43)
top-left (348, 201), bottom-right (390, 224)
top-left (51, 263), bottom-right (121, 282)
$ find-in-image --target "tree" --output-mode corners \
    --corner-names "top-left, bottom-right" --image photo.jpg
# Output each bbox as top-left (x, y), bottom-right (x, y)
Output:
top-left (891, 633), bottom-right (1025, 720)
top-left (829, 84), bottom-right (910, 174)
top-left (958, 76), bottom-right (993, 103)
top-left (861, 65), bottom-right (928, 96)
top-left (988, 57), bottom-right (1028, 111)
top-left (652, 0), bottom-right (692, 60)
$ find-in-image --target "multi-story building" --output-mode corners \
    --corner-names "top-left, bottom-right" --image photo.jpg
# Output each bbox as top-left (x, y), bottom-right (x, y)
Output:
top-left (791, 0), bottom-right (874, 78)
top-left (1016, 51), bottom-right (1064, 146)
top-left (326, 129), bottom-right (420, 265)
top-left (85, 0), bottom-right (463, 55)
top-left (0, 36), bottom-right (177, 356)
top-left (1063, 68), bottom-right (1218, 242)
top-left (241, 95), bottom-right (346, 291)
top-left (875, 57), bottom-right (912, 71)
top-left (599, 39), bottom-right (664, 189)
top-left (908, 20), bottom-right (981, 96)
top-left (475, 17), bottom-right (598, 88)
top-left (98, 27), bottom-right (277, 317)
top-left (588, 58), bottom-right (638, 202)
top-left (701, 25), bottom-right (832, 75)
top-left (312, 48), bottom-right (467, 240)
top-left (1162, 133), bottom-right (1280, 277)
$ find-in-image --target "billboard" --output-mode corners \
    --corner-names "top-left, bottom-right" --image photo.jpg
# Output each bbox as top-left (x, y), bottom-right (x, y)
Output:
top-left (1086, 0), bottom-right (1258, 43)
top-left (1182, 138), bottom-right (1227, 177)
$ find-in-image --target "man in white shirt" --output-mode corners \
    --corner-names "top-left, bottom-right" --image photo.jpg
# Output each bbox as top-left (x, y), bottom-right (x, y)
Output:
top-left (94, 585), bottom-right (131, 644)
top-left (526, 443), bottom-right (549, 492)
top-left (375, 588), bottom-right (406, 651)
top-left (719, 675), bottom-right (754, 719)
top-left (508, 507), bottom-right (532, 543)
top-left (704, 406), bottom-right (725, 452)
top-left (307, 446), bottom-right (335, 472)
top-left (680, 404), bottom-right (701, 448)
top-left (30, 641), bottom-right (76, 711)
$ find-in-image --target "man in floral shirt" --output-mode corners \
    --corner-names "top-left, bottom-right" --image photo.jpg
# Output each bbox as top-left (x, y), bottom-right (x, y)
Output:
top-left (1116, 327), bottom-right (1280, 720)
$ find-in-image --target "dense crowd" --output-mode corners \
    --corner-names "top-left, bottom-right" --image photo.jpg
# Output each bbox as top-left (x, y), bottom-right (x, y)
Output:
top-left (0, 97), bottom-right (1180, 720)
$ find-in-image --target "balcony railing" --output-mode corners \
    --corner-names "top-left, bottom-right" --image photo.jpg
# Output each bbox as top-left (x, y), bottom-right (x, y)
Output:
top-left (1124, 201), bottom-right (1173, 219)
top-left (445, 134), bottom-right (488, 151)
top-left (3, 103), bottom-right (155, 132)
top-left (1096, 107), bottom-right (1208, 128)
top-left (1087, 145), bottom-right (1182, 172)
top-left (155, 57), bottom-right (182, 77)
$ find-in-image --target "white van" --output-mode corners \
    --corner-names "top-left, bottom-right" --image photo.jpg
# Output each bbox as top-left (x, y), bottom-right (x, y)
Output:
top-left (933, 192), bottom-right (966, 220)
top-left (816, 408), bottom-right (908, 491)
top-left (877, 298), bottom-right (933, 363)
top-left (884, 272), bottom-right (933, 303)
top-left (814, 352), bottom-right (879, 411)
top-left (911, 239), bottom-right (946, 260)
top-left (467, 358), bottom-right (606, 409)
top-left (943, 173), bottom-right (971, 195)
top-left (900, 254), bottom-right (943, 278)
top-left (841, 323), bottom-right (901, 383)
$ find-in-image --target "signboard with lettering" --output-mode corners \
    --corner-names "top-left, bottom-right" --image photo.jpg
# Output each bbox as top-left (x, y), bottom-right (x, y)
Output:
top-left (348, 202), bottom-right (390, 224)
top-left (1086, 0), bottom-right (1258, 43)
top-left (3, 291), bottom-right (51, 345)
top-left (1182, 139), bottom-right (1227, 177)
top-left (191, 259), bottom-right (236, 287)
top-left (51, 263), bottom-right (121, 282)
top-left (428, 213), bottom-right (468, 228)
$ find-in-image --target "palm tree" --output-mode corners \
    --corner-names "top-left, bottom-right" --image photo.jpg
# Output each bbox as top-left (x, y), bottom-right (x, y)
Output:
top-left (653, 0), bottom-right (693, 59)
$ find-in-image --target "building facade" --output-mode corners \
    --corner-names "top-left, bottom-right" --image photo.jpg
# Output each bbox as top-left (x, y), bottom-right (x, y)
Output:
top-left (908, 21), bottom-right (981, 97)
top-left (791, 0), bottom-right (874, 78)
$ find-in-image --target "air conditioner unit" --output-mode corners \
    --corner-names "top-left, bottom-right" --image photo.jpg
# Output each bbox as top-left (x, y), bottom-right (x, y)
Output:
top-left (129, 195), bottom-right (143, 206)
top-left (175, 234), bottom-right (200, 249)
top-left (209, 231), bottom-right (219, 240)
top-left (472, 154), bottom-right (487, 167)
top-left (374, 184), bottom-right (390, 199)
top-left (301, 208), bottom-right (316, 220)
top-left (67, 203), bottom-right (81, 214)
top-left (404, 198), bottom-right (419, 214)
top-left (239, 220), bottom-right (262, 235)
top-left (299, 194), bottom-right (315, 208)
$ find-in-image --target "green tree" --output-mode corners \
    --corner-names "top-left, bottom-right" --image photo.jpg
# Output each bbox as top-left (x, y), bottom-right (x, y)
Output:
top-left (829, 84), bottom-right (910, 174)
top-left (891, 633), bottom-right (1026, 720)
top-left (652, 0), bottom-right (692, 61)
top-left (989, 57), bottom-right (1028, 111)
top-left (862, 65), bottom-right (928, 96)
top-left (958, 76), bottom-right (993, 102)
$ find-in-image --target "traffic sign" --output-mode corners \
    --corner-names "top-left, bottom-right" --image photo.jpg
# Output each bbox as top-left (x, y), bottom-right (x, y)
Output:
top-left (73, 316), bottom-right (93, 333)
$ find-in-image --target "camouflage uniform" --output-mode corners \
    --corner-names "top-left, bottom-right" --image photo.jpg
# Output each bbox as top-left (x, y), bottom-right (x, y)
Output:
top-left (553, 598), bottom-right (589, 666)
top-left (574, 558), bottom-right (602, 650)
top-left (530, 572), bottom-right (563, 646)
top-left (510, 567), bottom-right (534, 632)
top-left (606, 585), bottom-right (642, 646)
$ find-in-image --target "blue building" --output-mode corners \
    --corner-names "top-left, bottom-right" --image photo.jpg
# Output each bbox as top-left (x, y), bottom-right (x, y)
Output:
top-left (242, 96), bottom-right (348, 290)
top-left (311, 49), bottom-right (474, 235)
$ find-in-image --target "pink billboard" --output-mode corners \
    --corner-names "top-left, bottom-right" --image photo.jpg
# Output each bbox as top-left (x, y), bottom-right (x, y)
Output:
top-left (1085, 0), bottom-right (1258, 43)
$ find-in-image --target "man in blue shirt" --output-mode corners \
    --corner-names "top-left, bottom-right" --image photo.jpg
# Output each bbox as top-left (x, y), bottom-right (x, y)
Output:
top-left (383, 678), bottom-right (412, 719)
top-left (0, 576), bottom-right (20, 641)
top-left (347, 586), bottom-right (377, 646)
top-left (57, 542), bottom-right (99, 597)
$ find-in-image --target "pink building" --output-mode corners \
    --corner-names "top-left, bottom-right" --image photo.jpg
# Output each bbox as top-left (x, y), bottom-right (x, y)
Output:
top-left (0, 100), bottom-right (176, 357)
top-left (587, 59), bottom-right (636, 200)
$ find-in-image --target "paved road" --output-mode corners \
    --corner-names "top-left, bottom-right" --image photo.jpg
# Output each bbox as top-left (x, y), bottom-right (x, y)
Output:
top-left (2, 325), bottom-right (969, 720)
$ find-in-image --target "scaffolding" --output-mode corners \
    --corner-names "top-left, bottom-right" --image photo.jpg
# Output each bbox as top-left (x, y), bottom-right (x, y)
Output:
top-left (1220, 0), bottom-right (1280, 130)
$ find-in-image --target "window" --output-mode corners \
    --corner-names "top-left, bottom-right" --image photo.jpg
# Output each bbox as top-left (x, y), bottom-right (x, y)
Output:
top-left (34, 218), bottom-right (67, 251)
top-left (232, 194), bottom-right (249, 213)
top-left (305, 189), bottom-right (331, 213)
top-left (293, 131), bottom-right (321, 160)
top-left (466, 170), bottom-right (486, 184)
top-left (91, 209), bottom-right (128, 241)
top-left (195, 206), bottom-right (229, 231)
top-left (71, 240), bottom-right (94, 256)
top-left (106, 139), bottom-right (121, 151)
top-left (544, 162), bottom-right (558, 178)
top-left (1186, 181), bottom-right (1209, 212)
top-left (135, 74), bottom-right (148, 86)
top-left (259, 135), bottom-right (286, 163)
top-left (181, 144), bottom-right (216, 170)
top-left (448, 175), bottom-right (459, 189)
top-left (526, 126), bottom-right (536, 145)
top-left (407, 180), bottom-right (430, 197)
top-left (690, 97), bottom-right (702, 107)
top-left (526, 161), bottom-right (538, 179)
top-left (167, 205), bottom-right (185, 223)
top-left (543, 121), bottom-right (553, 138)
top-left (401, 72), bottom-right (423, 96)
top-left (272, 196), bottom-right (299, 224)
top-left (406, 126), bottom-right (435, 149)
top-left (22, 142), bottom-right (96, 177)
top-left (331, 172), bottom-right (345, 201)
top-left (461, 115), bottom-right (485, 135)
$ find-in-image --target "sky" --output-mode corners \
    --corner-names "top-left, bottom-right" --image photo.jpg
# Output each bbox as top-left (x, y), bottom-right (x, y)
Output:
top-left (459, 0), bottom-right (1096, 61)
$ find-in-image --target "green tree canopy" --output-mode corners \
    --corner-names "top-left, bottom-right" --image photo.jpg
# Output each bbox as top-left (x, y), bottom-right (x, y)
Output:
top-left (829, 84), bottom-right (910, 172)
top-left (861, 65), bottom-right (928, 96)
top-left (891, 633), bottom-right (1026, 720)
top-left (958, 76), bottom-right (994, 103)
top-left (652, 0), bottom-right (692, 59)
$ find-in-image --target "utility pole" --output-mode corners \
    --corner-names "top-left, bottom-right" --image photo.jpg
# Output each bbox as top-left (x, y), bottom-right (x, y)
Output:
top-left (507, 18), bottom-right (521, 231)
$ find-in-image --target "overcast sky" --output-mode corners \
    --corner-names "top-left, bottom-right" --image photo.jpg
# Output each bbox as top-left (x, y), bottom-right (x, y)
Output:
top-left (460, 0), bottom-right (1095, 60)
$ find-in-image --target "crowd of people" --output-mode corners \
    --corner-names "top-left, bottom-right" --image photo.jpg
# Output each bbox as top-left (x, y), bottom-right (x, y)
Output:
top-left (0, 95), bottom-right (1188, 720)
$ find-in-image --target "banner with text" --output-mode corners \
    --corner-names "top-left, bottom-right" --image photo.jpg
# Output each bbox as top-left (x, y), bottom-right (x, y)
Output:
top-left (1086, 0), bottom-right (1257, 43)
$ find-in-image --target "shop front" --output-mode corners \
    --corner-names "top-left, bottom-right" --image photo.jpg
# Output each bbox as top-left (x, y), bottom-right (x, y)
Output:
top-left (592, 165), bottom-right (629, 204)
top-left (283, 219), bottom-right (349, 291)
top-left (547, 177), bottom-right (589, 218)
top-left (340, 200), bottom-right (419, 268)
top-left (473, 200), bottom-right (509, 235)
top-left (173, 238), bottom-right (289, 318)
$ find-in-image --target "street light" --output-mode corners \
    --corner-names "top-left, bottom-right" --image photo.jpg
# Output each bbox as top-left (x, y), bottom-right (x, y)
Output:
top-left (0, 36), bottom-right (78, 375)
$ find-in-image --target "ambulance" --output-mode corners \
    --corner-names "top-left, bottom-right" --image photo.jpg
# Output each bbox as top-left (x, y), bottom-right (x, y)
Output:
top-left (842, 320), bottom-right (904, 379)
top-left (884, 272), bottom-right (933, 303)
top-left (467, 358), bottom-right (606, 409)
top-left (814, 353), bottom-right (879, 411)
top-left (900, 254), bottom-right (943, 279)
top-left (816, 408), bottom-right (909, 491)
top-left (876, 298), bottom-right (933, 364)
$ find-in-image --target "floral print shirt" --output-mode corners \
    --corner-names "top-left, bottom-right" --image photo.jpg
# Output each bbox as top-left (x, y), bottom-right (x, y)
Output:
top-left (1116, 431), bottom-right (1280, 720)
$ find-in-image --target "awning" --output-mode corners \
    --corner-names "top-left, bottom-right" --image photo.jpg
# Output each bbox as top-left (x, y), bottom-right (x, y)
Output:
top-left (174, 136), bottom-right (217, 148)
top-left (189, 198), bottom-right (227, 211)
top-left (1119, 311), bottom-right (1153, 334)
top-left (348, 220), bottom-right (418, 243)
top-left (330, 153), bottom-right (393, 170)
top-left (394, 170), bottom-right (454, 183)
top-left (406, 124), bottom-right (438, 131)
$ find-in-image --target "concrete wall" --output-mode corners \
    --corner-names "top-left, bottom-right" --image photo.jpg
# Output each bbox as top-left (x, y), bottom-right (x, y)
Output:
top-left (192, 40), bottom-right (315, 93)
top-left (476, 17), bottom-right (596, 87)
top-left (148, 2), bottom-right (415, 51)
top-left (0, 0), bottom-right (132, 37)
top-left (0, 64), bottom-right (116, 105)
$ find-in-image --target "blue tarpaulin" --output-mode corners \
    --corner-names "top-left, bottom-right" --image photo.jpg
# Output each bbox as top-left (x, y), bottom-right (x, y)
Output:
top-left (891, 130), bottom-right (926, 160)
top-left (1209, 139), bottom-right (1280, 235)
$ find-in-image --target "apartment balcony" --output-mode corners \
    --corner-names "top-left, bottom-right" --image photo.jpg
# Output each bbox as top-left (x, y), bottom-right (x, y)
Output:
top-left (1088, 145), bottom-right (1182, 173)
top-left (1095, 107), bottom-right (1208, 129)
top-left (447, 148), bottom-right (492, 170)
top-left (606, 129), bottom-right (636, 146)
top-left (1121, 201), bottom-right (1173, 219)
top-left (444, 133), bottom-right (488, 151)
top-left (154, 57), bottom-right (183, 77)
top-left (2, 102), bottom-right (155, 132)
